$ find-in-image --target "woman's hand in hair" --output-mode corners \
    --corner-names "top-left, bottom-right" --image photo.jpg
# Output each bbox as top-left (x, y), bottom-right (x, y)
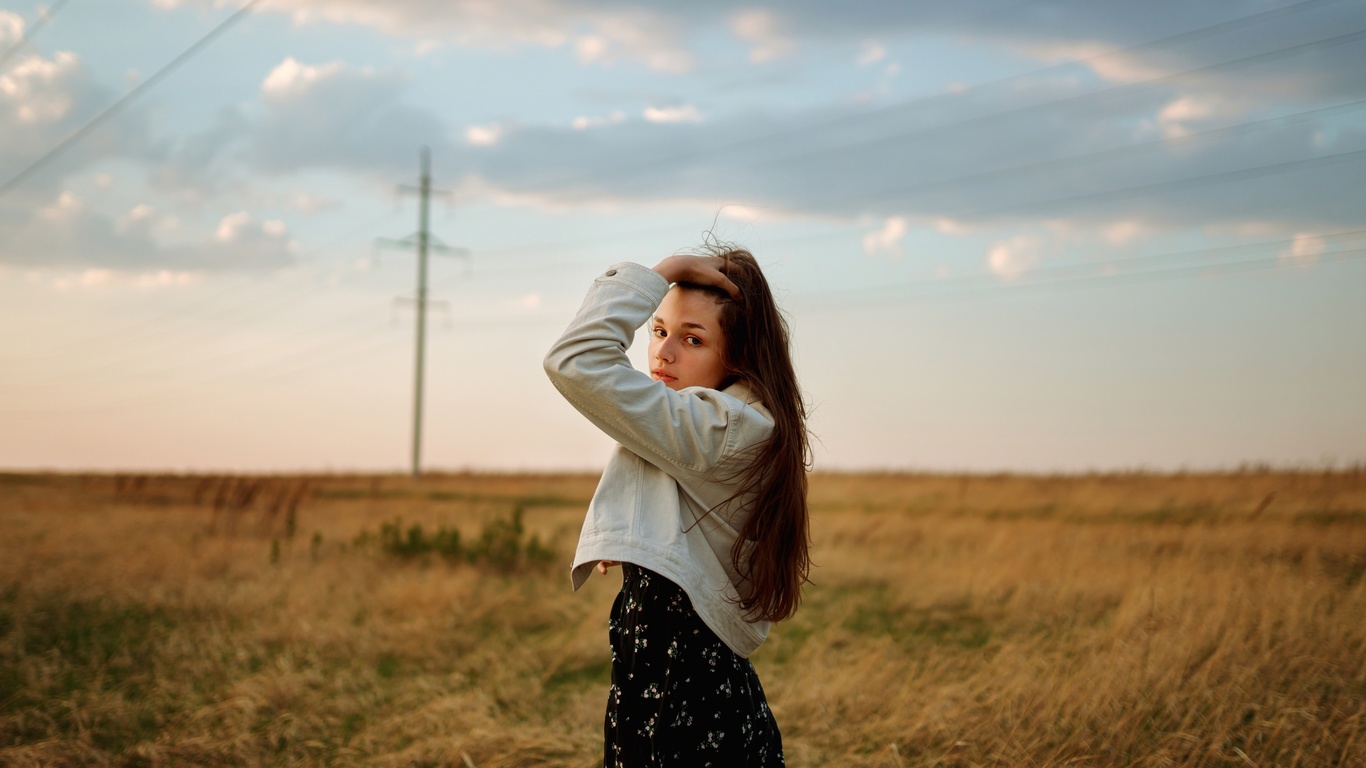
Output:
top-left (653, 255), bottom-right (741, 300)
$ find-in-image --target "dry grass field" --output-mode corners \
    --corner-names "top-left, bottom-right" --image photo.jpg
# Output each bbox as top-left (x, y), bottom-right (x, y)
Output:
top-left (1, 469), bottom-right (1364, 767)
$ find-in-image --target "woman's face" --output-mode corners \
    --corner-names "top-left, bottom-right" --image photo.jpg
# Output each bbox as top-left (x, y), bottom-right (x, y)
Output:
top-left (649, 287), bottom-right (728, 391)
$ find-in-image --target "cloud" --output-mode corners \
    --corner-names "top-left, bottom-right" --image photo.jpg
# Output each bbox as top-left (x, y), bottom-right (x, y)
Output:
top-left (47, 267), bottom-right (202, 292)
top-left (857, 41), bottom-right (886, 66)
top-left (1, 51), bottom-right (80, 125)
top-left (1016, 40), bottom-right (1174, 85)
top-left (1156, 95), bottom-right (1221, 139)
top-left (731, 9), bottom-right (796, 63)
top-left (215, 211), bottom-right (251, 243)
top-left (0, 190), bottom-right (295, 272)
top-left (292, 192), bottom-right (342, 214)
top-left (861, 216), bottom-right (908, 261)
top-left (215, 211), bottom-right (293, 254)
top-left (572, 110), bottom-right (626, 130)
top-left (38, 190), bottom-right (83, 221)
top-left (1279, 232), bottom-right (1325, 267)
top-left (448, 63), bottom-right (1366, 241)
top-left (261, 57), bottom-right (346, 101)
top-left (0, 11), bottom-right (22, 48)
top-left (465, 122), bottom-right (504, 146)
top-left (575, 35), bottom-right (607, 64)
top-left (236, 58), bottom-right (448, 177)
top-left (932, 217), bottom-right (969, 236)
top-left (246, 0), bottom-right (694, 72)
top-left (987, 234), bottom-right (1044, 279)
top-left (14, 0), bottom-right (1360, 277)
top-left (1103, 220), bottom-right (1142, 245)
top-left (643, 104), bottom-right (700, 123)
top-left (0, 49), bottom-right (156, 196)
top-left (116, 203), bottom-right (178, 238)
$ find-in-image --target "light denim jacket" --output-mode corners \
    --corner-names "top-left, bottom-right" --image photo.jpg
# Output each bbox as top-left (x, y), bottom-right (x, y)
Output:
top-left (543, 262), bottom-right (775, 657)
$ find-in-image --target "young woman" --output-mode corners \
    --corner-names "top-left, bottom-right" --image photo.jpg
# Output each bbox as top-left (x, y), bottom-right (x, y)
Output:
top-left (543, 247), bottom-right (810, 766)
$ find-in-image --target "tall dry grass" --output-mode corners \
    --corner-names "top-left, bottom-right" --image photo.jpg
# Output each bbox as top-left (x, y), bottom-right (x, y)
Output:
top-left (1, 469), bottom-right (1363, 766)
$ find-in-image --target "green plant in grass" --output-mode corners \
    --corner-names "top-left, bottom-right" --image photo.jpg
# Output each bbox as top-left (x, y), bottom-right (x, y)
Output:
top-left (360, 505), bottom-right (554, 568)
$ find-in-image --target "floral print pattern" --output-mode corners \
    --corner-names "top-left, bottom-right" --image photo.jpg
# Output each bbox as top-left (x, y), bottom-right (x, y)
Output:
top-left (604, 564), bottom-right (784, 767)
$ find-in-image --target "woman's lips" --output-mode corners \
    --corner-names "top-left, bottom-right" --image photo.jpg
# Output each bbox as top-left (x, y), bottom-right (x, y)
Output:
top-left (651, 369), bottom-right (676, 382)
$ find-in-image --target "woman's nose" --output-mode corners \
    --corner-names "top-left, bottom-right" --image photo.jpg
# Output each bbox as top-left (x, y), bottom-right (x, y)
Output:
top-left (657, 340), bottom-right (675, 362)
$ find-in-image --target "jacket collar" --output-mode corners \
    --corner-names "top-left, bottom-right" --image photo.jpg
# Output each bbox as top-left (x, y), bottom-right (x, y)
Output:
top-left (722, 380), bottom-right (772, 421)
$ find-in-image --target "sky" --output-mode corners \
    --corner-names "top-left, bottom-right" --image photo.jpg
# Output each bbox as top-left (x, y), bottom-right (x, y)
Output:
top-left (1, 0), bottom-right (1364, 473)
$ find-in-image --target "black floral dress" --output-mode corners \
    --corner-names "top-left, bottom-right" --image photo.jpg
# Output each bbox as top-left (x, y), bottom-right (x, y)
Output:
top-left (604, 563), bottom-right (784, 767)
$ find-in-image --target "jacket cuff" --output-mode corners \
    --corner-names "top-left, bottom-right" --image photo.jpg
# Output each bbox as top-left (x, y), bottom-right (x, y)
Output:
top-left (596, 262), bottom-right (669, 303)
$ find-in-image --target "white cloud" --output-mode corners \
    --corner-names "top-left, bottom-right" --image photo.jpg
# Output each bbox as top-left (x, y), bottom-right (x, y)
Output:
top-left (858, 41), bottom-right (886, 66)
top-left (115, 204), bottom-right (178, 238)
top-left (932, 217), bottom-right (969, 236)
top-left (45, 267), bottom-right (199, 292)
top-left (135, 270), bottom-right (199, 288)
top-left (293, 192), bottom-right (341, 214)
top-left (862, 216), bottom-right (908, 262)
top-left (575, 35), bottom-right (607, 64)
top-left (215, 211), bottom-right (252, 243)
top-left (731, 9), bottom-right (795, 63)
top-left (1, 50), bottom-right (80, 124)
top-left (1157, 95), bottom-right (1216, 139)
top-left (643, 104), bottom-right (700, 124)
top-left (94, 173), bottom-right (113, 188)
top-left (261, 57), bottom-right (345, 101)
top-left (1103, 220), bottom-right (1142, 245)
top-left (252, 1), bottom-right (695, 72)
top-left (206, 212), bottom-right (296, 268)
top-left (466, 122), bottom-right (504, 146)
top-left (1279, 233), bottom-right (1325, 267)
top-left (572, 110), bottom-right (625, 130)
top-left (589, 13), bottom-right (690, 72)
top-left (80, 268), bottom-right (115, 287)
top-left (39, 191), bottom-right (83, 221)
top-left (518, 293), bottom-right (542, 309)
top-left (0, 11), bottom-right (22, 48)
top-left (987, 234), bottom-right (1044, 280)
top-left (1019, 41), bottom-right (1173, 84)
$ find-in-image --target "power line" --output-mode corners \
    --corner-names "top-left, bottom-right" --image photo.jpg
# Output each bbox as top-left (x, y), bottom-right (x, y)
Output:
top-left (585, 26), bottom-right (1366, 203)
top-left (0, 0), bottom-right (74, 70)
top-left (1, 208), bottom-right (398, 366)
top-left (965, 147), bottom-right (1366, 220)
top-left (790, 230), bottom-right (1366, 310)
top-left (7, 228), bottom-right (1363, 415)
top-left (528, 0), bottom-right (1357, 196)
top-left (810, 98), bottom-right (1366, 212)
top-left (444, 98), bottom-right (1366, 276)
top-left (11, 121), bottom-right (1362, 389)
top-left (0, 0), bottom-right (264, 199)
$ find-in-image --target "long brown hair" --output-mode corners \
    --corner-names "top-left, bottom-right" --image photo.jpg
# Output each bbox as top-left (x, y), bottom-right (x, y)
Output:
top-left (678, 246), bottom-right (810, 623)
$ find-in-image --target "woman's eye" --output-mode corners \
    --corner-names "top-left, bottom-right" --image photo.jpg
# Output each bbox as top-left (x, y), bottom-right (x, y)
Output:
top-left (652, 328), bottom-right (666, 337)
top-left (685, 337), bottom-right (702, 347)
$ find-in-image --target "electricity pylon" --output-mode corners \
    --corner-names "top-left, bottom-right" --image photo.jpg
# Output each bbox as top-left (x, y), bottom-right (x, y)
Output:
top-left (378, 148), bottom-right (469, 478)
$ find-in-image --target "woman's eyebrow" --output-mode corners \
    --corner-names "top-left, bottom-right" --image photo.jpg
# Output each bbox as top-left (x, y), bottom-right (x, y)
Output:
top-left (653, 315), bottom-right (709, 332)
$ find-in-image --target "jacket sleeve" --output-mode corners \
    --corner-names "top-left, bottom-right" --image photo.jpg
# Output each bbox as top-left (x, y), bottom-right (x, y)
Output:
top-left (543, 262), bottom-right (750, 477)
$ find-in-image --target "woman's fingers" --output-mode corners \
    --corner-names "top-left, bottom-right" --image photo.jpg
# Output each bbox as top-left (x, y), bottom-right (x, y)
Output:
top-left (653, 256), bottom-right (742, 300)
top-left (597, 560), bottom-right (620, 575)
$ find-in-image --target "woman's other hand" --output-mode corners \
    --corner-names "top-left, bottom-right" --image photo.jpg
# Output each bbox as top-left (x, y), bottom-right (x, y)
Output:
top-left (596, 560), bottom-right (621, 575)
